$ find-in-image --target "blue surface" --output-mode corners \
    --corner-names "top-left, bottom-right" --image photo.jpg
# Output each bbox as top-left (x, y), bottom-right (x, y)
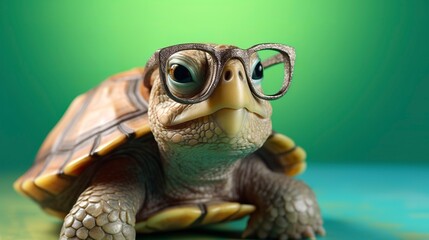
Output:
top-left (144, 164), bottom-right (429, 239)
top-left (301, 164), bottom-right (429, 240)
top-left (1, 164), bottom-right (428, 239)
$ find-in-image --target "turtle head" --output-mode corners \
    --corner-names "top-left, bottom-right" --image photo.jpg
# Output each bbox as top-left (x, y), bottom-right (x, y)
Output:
top-left (146, 44), bottom-right (274, 160)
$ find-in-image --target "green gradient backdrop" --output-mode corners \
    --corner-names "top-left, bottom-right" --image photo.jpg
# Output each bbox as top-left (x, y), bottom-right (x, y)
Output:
top-left (1, 0), bottom-right (428, 172)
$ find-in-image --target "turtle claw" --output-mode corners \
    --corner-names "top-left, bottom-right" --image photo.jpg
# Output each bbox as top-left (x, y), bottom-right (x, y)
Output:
top-left (302, 226), bottom-right (316, 239)
top-left (240, 174), bottom-right (324, 240)
top-left (315, 226), bottom-right (326, 237)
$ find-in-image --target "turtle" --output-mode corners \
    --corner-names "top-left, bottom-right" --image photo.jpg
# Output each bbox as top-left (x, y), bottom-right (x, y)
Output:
top-left (14, 43), bottom-right (325, 240)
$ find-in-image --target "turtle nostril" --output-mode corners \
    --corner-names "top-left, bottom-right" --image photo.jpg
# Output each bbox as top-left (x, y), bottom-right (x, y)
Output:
top-left (224, 70), bottom-right (232, 81)
top-left (238, 70), bottom-right (244, 80)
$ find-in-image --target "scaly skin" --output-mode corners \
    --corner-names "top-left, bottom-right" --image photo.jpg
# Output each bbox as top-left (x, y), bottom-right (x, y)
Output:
top-left (237, 155), bottom-right (325, 239)
top-left (60, 158), bottom-right (145, 240)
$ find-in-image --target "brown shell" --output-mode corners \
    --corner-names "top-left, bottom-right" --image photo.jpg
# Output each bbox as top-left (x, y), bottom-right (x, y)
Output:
top-left (14, 68), bottom-right (152, 211)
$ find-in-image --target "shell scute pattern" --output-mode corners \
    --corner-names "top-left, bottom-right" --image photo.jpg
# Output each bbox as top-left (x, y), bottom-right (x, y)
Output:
top-left (14, 68), bottom-right (151, 205)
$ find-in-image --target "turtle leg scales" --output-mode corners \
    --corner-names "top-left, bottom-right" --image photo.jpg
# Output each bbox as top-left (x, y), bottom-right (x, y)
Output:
top-left (60, 158), bottom-right (145, 240)
top-left (238, 156), bottom-right (325, 239)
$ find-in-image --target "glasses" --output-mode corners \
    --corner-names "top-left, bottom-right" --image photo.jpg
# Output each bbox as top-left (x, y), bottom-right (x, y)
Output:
top-left (143, 43), bottom-right (296, 104)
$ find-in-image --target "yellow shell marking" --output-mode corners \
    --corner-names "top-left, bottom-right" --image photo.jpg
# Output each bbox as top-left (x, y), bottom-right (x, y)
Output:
top-left (201, 202), bottom-right (255, 224)
top-left (136, 205), bottom-right (202, 233)
top-left (135, 202), bottom-right (255, 233)
top-left (34, 174), bottom-right (71, 195)
top-left (263, 133), bottom-right (307, 176)
top-left (43, 207), bottom-right (67, 219)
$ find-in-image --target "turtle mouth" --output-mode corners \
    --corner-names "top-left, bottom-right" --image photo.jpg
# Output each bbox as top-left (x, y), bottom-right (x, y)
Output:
top-left (166, 107), bottom-right (267, 137)
top-left (169, 106), bottom-right (267, 127)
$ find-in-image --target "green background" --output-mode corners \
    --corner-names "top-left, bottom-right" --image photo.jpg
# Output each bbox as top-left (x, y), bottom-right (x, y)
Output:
top-left (1, 1), bottom-right (429, 239)
top-left (1, 0), bottom-right (429, 170)
top-left (1, 0), bottom-right (428, 172)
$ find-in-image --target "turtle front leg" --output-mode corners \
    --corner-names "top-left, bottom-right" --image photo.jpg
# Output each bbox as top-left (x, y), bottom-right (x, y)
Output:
top-left (60, 158), bottom-right (145, 240)
top-left (237, 155), bottom-right (325, 239)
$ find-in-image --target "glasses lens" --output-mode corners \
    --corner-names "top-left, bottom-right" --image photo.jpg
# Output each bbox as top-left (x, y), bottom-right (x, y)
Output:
top-left (164, 50), bottom-right (214, 101)
top-left (251, 49), bottom-right (287, 97)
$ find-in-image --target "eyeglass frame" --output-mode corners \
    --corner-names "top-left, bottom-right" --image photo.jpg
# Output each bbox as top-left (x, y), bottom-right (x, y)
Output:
top-left (143, 43), bottom-right (296, 104)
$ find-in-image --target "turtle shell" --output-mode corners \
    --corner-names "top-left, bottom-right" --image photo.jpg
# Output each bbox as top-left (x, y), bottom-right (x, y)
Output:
top-left (14, 68), bottom-right (152, 217)
top-left (14, 66), bottom-right (306, 221)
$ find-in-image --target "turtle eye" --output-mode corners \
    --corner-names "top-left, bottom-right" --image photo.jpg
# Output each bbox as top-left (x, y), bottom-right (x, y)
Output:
top-left (166, 56), bottom-right (205, 98)
top-left (169, 64), bottom-right (193, 83)
top-left (251, 61), bottom-right (264, 84)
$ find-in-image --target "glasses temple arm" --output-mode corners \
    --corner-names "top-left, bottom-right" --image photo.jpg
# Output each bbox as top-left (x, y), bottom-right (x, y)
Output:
top-left (142, 51), bottom-right (160, 88)
top-left (261, 53), bottom-right (284, 69)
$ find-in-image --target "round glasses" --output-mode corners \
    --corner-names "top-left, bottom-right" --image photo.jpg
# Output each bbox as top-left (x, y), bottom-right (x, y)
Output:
top-left (145, 43), bottom-right (296, 104)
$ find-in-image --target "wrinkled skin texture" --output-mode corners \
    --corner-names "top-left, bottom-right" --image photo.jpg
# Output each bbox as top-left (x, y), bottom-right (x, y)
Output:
top-left (60, 45), bottom-right (324, 240)
top-left (237, 156), bottom-right (325, 239)
top-left (60, 159), bottom-right (145, 240)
